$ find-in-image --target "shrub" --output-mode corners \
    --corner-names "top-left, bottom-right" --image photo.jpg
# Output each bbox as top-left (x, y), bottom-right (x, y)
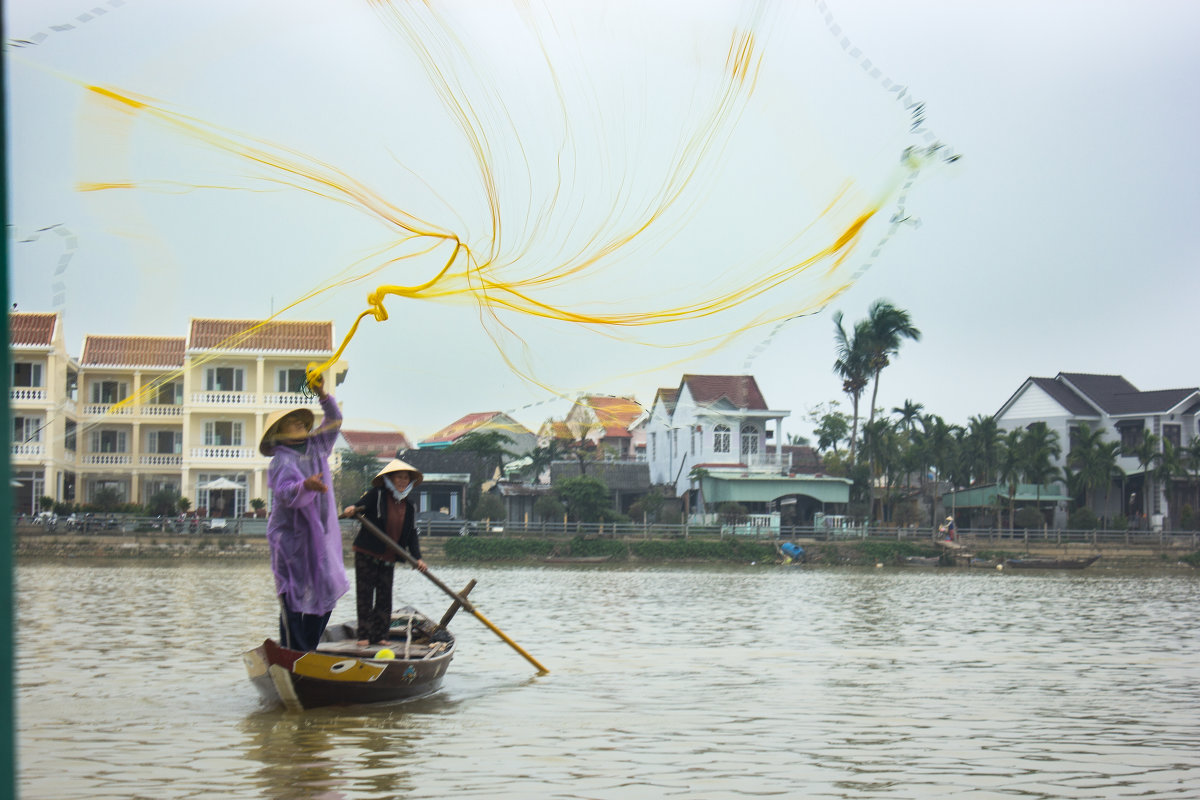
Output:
top-left (444, 537), bottom-right (554, 561)
top-left (469, 493), bottom-right (506, 522)
top-left (1013, 507), bottom-right (1044, 530)
top-left (1109, 513), bottom-right (1129, 531)
top-left (1068, 507), bottom-right (1099, 530)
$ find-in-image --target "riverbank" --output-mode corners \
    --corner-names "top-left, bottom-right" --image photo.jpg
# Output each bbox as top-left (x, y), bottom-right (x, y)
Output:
top-left (12, 526), bottom-right (1200, 569)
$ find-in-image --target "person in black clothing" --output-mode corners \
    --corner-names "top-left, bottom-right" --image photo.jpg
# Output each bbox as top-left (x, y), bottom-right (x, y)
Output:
top-left (342, 459), bottom-right (428, 645)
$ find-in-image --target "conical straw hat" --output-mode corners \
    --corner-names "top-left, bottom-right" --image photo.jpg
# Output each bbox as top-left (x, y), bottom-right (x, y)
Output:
top-left (259, 407), bottom-right (315, 457)
top-left (373, 458), bottom-right (424, 487)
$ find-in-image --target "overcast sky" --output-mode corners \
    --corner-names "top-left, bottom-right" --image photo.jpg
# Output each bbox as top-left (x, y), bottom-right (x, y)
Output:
top-left (8, 0), bottom-right (1200, 443)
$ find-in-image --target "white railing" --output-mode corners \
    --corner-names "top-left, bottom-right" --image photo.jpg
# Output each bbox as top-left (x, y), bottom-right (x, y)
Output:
top-left (190, 446), bottom-right (258, 460)
top-left (63, 450), bottom-right (75, 464)
top-left (10, 388), bottom-right (46, 401)
top-left (83, 403), bottom-right (134, 416)
top-left (11, 442), bottom-right (44, 457)
top-left (190, 392), bottom-right (256, 406)
top-left (82, 453), bottom-right (132, 466)
top-left (141, 405), bottom-right (183, 417)
top-left (141, 454), bottom-right (183, 466)
top-left (263, 392), bottom-right (315, 406)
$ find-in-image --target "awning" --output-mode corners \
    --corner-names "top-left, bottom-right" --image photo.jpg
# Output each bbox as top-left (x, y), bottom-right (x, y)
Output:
top-left (200, 477), bottom-right (244, 491)
top-left (944, 483), bottom-right (1071, 508)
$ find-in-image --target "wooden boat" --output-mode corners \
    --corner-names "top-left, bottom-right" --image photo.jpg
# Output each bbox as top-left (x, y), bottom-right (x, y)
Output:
top-left (1003, 554), bottom-right (1100, 570)
top-left (243, 606), bottom-right (456, 711)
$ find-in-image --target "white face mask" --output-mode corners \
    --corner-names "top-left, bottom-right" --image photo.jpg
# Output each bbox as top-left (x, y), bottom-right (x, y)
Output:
top-left (385, 475), bottom-right (414, 503)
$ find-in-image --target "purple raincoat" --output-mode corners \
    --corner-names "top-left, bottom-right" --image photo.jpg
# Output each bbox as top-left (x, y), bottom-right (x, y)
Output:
top-left (266, 393), bottom-right (349, 615)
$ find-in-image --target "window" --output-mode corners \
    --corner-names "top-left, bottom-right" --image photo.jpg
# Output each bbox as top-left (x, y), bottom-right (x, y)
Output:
top-left (714, 424), bottom-right (731, 453)
top-left (91, 380), bottom-right (127, 404)
top-left (204, 421), bottom-right (243, 446)
top-left (64, 420), bottom-right (77, 451)
top-left (91, 430), bottom-right (127, 453)
top-left (149, 380), bottom-right (183, 405)
top-left (1163, 424), bottom-right (1181, 450)
top-left (278, 369), bottom-right (308, 393)
top-left (147, 431), bottom-right (182, 454)
top-left (12, 362), bottom-right (42, 387)
top-left (650, 432), bottom-right (656, 460)
top-left (13, 417), bottom-right (41, 443)
top-left (741, 424), bottom-right (760, 456)
top-left (690, 426), bottom-right (697, 457)
top-left (1117, 421), bottom-right (1145, 450)
top-left (205, 367), bottom-right (244, 392)
top-left (671, 429), bottom-right (678, 460)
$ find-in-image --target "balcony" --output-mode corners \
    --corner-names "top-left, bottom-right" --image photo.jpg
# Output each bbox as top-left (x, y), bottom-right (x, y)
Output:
top-left (141, 405), bottom-right (183, 417)
top-left (190, 446), bottom-right (258, 461)
top-left (264, 392), bottom-right (317, 407)
top-left (191, 392), bottom-right (256, 407)
top-left (141, 454), bottom-right (183, 467)
top-left (82, 453), bottom-right (133, 466)
top-left (10, 388), bottom-right (46, 402)
top-left (84, 403), bottom-right (133, 417)
top-left (11, 442), bottom-right (45, 457)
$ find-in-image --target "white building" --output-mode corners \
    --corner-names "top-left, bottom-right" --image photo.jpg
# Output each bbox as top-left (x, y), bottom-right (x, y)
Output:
top-left (9, 312), bottom-right (346, 516)
top-left (645, 374), bottom-right (849, 524)
top-left (995, 372), bottom-right (1200, 527)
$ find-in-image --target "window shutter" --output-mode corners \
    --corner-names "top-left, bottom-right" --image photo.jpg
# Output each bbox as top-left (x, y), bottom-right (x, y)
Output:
top-left (233, 422), bottom-right (243, 446)
top-left (204, 422), bottom-right (214, 446)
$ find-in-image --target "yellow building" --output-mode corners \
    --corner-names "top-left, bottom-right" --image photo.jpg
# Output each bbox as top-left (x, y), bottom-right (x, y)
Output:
top-left (9, 312), bottom-right (346, 516)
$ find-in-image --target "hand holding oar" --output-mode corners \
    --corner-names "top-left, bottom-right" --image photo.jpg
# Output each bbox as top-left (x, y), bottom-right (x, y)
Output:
top-left (349, 511), bottom-right (548, 674)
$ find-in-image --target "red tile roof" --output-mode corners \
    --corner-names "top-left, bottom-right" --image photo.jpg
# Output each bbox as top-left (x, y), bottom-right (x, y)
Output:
top-left (681, 375), bottom-right (767, 410)
top-left (421, 412), bottom-right (503, 445)
top-left (189, 319), bottom-right (333, 352)
top-left (654, 387), bottom-right (679, 415)
top-left (582, 395), bottom-right (643, 430)
top-left (340, 430), bottom-right (413, 456)
top-left (81, 336), bottom-right (185, 367)
top-left (9, 312), bottom-right (57, 346)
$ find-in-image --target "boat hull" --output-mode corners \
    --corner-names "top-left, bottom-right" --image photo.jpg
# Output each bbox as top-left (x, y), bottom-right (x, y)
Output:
top-left (1004, 555), bottom-right (1100, 570)
top-left (244, 617), bottom-right (455, 711)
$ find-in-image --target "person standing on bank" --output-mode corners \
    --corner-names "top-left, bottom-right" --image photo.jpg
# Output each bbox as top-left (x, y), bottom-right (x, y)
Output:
top-left (343, 459), bottom-right (428, 646)
top-left (261, 374), bottom-right (349, 652)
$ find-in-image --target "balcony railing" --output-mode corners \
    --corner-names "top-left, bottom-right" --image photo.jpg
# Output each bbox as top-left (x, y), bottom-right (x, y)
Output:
top-left (141, 405), bottom-right (183, 417)
top-left (84, 403), bottom-right (134, 416)
top-left (141, 454), bottom-right (183, 466)
top-left (190, 446), bottom-right (258, 461)
top-left (11, 442), bottom-right (45, 457)
top-left (190, 392), bottom-right (256, 407)
top-left (10, 388), bottom-right (46, 402)
top-left (264, 392), bottom-right (316, 406)
top-left (82, 453), bottom-right (133, 466)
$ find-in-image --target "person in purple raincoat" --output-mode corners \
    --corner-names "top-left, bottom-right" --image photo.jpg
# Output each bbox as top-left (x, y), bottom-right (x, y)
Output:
top-left (260, 374), bottom-right (349, 651)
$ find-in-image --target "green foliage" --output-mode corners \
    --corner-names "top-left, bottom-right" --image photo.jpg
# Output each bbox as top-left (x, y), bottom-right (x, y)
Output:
top-left (91, 487), bottom-right (124, 512)
top-left (628, 538), bottom-right (776, 562)
top-left (177, 497), bottom-right (192, 513)
top-left (1068, 507), bottom-right (1099, 530)
top-left (1013, 506), bottom-right (1044, 530)
top-left (628, 489), bottom-right (667, 523)
top-left (1180, 504), bottom-right (1196, 532)
top-left (443, 537), bottom-right (554, 561)
top-left (1181, 551), bottom-right (1200, 568)
top-left (335, 450), bottom-right (385, 507)
top-left (564, 537), bottom-right (628, 558)
top-left (250, 497), bottom-right (266, 512)
top-left (556, 475), bottom-right (611, 522)
top-left (39, 496), bottom-right (55, 512)
top-left (147, 488), bottom-right (180, 516)
top-left (854, 541), bottom-right (939, 563)
top-left (470, 493), bottom-right (507, 521)
top-left (444, 430), bottom-right (516, 472)
top-left (532, 494), bottom-right (565, 521)
top-left (1109, 513), bottom-right (1129, 531)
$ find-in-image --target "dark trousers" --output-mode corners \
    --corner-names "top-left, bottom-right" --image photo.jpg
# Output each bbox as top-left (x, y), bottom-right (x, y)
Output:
top-left (355, 551), bottom-right (396, 643)
top-left (278, 595), bottom-right (332, 652)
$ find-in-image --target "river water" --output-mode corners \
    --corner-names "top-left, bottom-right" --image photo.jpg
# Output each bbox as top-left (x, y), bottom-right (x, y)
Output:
top-left (15, 560), bottom-right (1200, 799)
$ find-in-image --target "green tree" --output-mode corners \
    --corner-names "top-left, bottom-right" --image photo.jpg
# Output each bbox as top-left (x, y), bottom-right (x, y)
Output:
top-left (1066, 422), bottom-right (1111, 513)
top-left (147, 488), bottom-right (180, 516)
top-left (555, 475), bottom-right (610, 522)
top-left (1154, 440), bottom-right (1184, 528)
top-left (628, 489), bottom-right (667, 523)
top-left (334, 450), bottom-right (385, 507)
top-left (832, 312), bottom-right (872, 465)
top-left (524, 440), bottom-right (566, 483)
top-left (38, 496), bottom-right (55, 513)
top-left (470, 493), bottom-right (507, 522)
top-left (92, 486), bottom-right (123, 512)
top-left (813, 410), bottom-right (850, 454)
top-left (1125, 429), bottom-right (1160, 519)
top-left (532, 493), bottom-right (565, 521)
top-left (250, 497), bottom-right (267, 517)
top-left (997, 428), bottom-right (1024, 533)
top-left (892, 399), bottom-right (924, 434)
top-left (965, 415), bottom-right (1002, 486)
top-left (178, 496), bottom-right (192, 514)
top-left (1020, 421), bottom-right (1062, 527)
top-left (861, 300), bottom-right (921, 433)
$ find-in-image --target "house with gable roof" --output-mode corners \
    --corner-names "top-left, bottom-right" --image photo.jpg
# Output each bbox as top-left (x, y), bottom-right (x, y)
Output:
top-left (994, 372), bottom-right (1200, 528)
top-left (537, 394), bottom-right (647, 460)
top-left (645, 374), bottom-right (849, 525)
top-left (418, 411), bottom-right (535, 456)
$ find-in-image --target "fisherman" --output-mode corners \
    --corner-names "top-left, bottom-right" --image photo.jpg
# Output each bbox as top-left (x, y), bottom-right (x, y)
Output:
top-left (343, 459), bottom-right (429, 646)
top-left (261, 373), bottom-right (348, 651)
top-left (939, 515), bottom-right (957, 541)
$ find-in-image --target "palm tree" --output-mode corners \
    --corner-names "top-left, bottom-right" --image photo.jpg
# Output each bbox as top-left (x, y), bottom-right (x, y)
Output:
top-left (1153, 440), bottom-right (1184, 528)
top-left (1186, 437), bottom-right (1200, 516)
top-left (892, 399), bottom-right (924, 434)
top-left (965, 415), bottom-right (1002, 486)
top-left (862, 301), bottom-right (922, 433)
top-left (1066, 422), bottom-right (1112, 514)
top-left (1021, 422), bottom-right (1062, 528)
top-left (997, 428), bottom-right (1024, 533)
top-left (1125, 429), bottom-right (1160, 523)
top-left (832, 312), bottom-right (872, 465)
top-left (525, 439), bottom-right (566, 483)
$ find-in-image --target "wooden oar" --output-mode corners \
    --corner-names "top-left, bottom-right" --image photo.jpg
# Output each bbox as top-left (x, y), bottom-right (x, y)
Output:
top-left (350, 512), bottom-right (548, 674)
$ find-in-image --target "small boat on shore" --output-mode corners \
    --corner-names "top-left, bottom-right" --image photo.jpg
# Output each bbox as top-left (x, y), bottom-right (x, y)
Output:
top-left (1003, 554), bottom-right (1100, 570)
top-left (243, 605), bottom-right (456, 711)
top-left (900, 555), bottom-right (943, 567)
